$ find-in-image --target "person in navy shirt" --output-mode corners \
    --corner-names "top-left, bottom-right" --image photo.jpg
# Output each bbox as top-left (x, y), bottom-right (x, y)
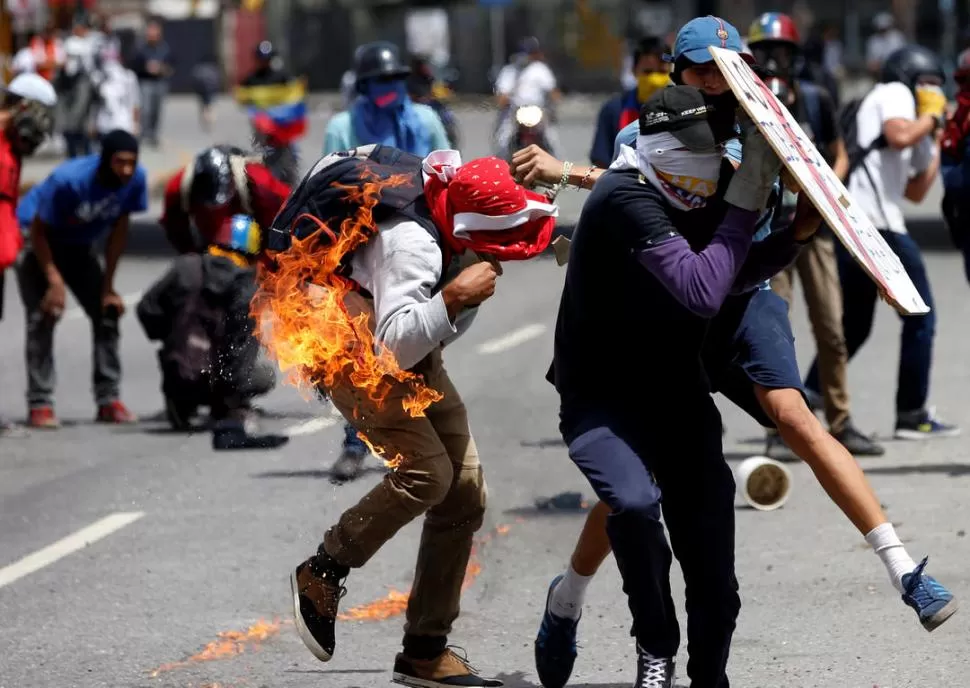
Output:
top-left (15, 129), bottom-right (147, 428)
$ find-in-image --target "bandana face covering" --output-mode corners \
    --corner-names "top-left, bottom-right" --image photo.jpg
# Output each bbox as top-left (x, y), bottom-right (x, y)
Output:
top-left (365, 79), bottom-right (407, 109)
top-left (637, 72), bottom-right (671, 104)
top-left (634, 132), bottom-right (723, 210)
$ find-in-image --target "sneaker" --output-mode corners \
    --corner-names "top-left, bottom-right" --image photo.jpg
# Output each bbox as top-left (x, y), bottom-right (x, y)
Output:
top-left (534, 575), bottom-right (579, 688)
top-left (96, 400), bottom-right (138, 424)
top-left (392, 647), bottom-right (503, 688)
top-left (329, 450), bottom-right (367, 484)
top-left (764, 429), bottom-right (792, 459)
top-left (901, 557), bottom-right (958, 631)
top-left (212, 420), bottom-right (290, 451)
top-left (833, 422), bottom-right (885, 456)
top-left (635, 645), bottom-right (675, 688)
top-left (894, 408), bottom-right (961, 440)
top-left (290, 556), bottom-right (348, 662)
top-left (28, 406), bottom-right (60, 429)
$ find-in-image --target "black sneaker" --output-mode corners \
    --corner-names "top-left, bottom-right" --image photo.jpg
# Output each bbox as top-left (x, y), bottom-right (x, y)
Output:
top-left (635, 645), bottom-right (675, 688)
top-left (290, 556), bottom-right (348, 662)
top-left (330, 450), bottom-right (367, 484)
top-left (833, 422), bottom-right (885, 456)
top-left (392, 647), bottom-right (503, 687)
top-left (894, 408), bottom-right (961, 441)
top-left (212, 420), bottom-right (290, 450)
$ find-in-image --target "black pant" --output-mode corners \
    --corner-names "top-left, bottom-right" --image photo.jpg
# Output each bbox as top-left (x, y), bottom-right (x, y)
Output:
top-left (15, 245), bottom-right (121, 408)
top-left (561, 397), bottom-right (739, 688)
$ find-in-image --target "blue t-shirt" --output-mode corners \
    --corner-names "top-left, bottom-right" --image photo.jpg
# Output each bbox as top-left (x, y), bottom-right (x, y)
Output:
top-left (18, 155), bottom-right (148, 245)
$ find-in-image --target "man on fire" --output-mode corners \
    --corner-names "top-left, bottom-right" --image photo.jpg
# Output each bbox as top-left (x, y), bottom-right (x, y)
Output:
top-left (258, 144), bottom-right (558, 688)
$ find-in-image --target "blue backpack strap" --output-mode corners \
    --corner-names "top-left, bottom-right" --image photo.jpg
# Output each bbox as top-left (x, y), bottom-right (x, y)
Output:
top-left (798, 80), bottom-right (823, 143)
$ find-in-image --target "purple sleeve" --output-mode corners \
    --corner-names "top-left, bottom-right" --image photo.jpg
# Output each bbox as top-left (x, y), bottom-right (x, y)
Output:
top-left (731, 228), bottom-right (804, 293)
top-left (637, 206), bottom-right (759, 317)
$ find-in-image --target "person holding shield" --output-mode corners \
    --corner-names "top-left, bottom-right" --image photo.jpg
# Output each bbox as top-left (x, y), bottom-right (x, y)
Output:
top-left (513, 18), bottom-right (957, 688)
top-left (746, 12), bottom-right (885, 458)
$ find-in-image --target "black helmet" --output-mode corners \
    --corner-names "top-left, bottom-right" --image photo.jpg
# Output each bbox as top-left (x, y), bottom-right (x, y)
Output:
top-left (879, 45), bottom-right (945, 91)
top-left (354, 41), bottom-right (410, 84)
top-left (190, 145), bottom-right (246, 207)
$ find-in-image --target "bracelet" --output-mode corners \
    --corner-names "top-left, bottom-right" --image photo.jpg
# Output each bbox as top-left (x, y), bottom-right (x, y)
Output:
top-left (579, 166), bottom-right (597, 190)
top-left (558, 161), bottom-right (573, 189)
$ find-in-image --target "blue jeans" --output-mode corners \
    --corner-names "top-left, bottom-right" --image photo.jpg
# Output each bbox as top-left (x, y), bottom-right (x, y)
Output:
top-left (343, 421), bottom-right (368, 456)
top-left (561, 398), bottom-right (738, 688)
top-left (806, 229), bottom-right (935, 414)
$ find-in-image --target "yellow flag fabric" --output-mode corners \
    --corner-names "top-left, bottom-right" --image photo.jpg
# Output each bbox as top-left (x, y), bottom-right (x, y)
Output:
top-left (235, 79), bottom-right (306, 109)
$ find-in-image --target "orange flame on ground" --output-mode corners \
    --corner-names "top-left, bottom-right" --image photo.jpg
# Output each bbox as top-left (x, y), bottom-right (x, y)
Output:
top-left (252, 173), bottom-right (443, 466)
top-left (338, 524), bottom-right (512, 621)
top-left (149, 619), bottom-right (282, 677)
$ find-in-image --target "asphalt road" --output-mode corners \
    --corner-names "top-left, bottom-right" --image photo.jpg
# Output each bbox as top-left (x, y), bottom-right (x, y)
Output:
top-left (2, 103), bottom-right (970, 688)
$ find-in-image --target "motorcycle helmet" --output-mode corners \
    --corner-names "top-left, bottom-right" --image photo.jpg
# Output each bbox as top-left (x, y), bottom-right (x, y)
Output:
top-left (747, 12), bottom-right (801, 91)
top-left (3, 73), bottom-right (57, 156)
top-left (353, 41), bottom-right (410, 90)
top-left (880, 45), bottom-right (945, 91)
top-left (190, 145), bottom-right (246, 208)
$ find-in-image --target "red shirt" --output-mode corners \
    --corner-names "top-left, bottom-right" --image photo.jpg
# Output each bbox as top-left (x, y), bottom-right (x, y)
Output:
top-left (0, 130), bottom-right (23, 269)
top-left (160, 161), bottom-right (291, 253)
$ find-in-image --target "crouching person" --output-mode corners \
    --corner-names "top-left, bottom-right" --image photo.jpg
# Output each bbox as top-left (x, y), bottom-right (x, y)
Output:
top-left (137, 214), bottom-right (286, 450)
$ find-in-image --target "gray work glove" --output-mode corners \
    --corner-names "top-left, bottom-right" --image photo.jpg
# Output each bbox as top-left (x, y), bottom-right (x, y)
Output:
top-left (724, 111), bottom-right (783, 212)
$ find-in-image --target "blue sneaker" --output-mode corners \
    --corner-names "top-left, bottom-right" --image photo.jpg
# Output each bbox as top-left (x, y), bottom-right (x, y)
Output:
top-left (901, 557), bottom-right (959, 631)
top-left (534, 575), bottom-right (579, 688)
top-left (894, 407), bottom-right (961, 440)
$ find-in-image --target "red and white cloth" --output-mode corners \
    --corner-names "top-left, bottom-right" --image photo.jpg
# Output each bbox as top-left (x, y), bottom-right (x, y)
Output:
top-left (422, 150), bottom-right (558, 260)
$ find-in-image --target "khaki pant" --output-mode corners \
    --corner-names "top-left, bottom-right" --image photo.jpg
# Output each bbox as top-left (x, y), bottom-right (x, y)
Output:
top-left (770, 233), bottom-right (851, 432)
top-left (322, 347), bottom-right (487, 639)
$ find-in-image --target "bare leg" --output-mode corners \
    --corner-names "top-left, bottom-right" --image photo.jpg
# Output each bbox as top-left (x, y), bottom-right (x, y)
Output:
top-left (571, 500), bottom-right (612, 575)
top-left (753, 385), bottom-right (885, 534)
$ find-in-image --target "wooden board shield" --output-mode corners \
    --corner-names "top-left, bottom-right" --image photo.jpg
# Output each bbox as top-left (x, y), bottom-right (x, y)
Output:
top-left (709, 46), bottom-right (930, 315)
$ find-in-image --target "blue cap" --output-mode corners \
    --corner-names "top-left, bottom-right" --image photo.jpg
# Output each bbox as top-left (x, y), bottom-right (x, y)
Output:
top-left (666, 16), bottom-right (744, 64)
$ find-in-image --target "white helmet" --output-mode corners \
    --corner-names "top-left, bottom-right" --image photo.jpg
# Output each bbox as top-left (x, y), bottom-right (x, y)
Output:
top-left (7, 73), bottom-right (57, 108)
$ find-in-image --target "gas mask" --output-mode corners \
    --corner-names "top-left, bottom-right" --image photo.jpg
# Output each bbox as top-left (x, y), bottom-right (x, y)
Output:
top-left (751, 42), bottom-right (797, 99)
top-left (637, 72), bottom-right (672, 103)
top-left (9, 100), bottom-right (53, 157)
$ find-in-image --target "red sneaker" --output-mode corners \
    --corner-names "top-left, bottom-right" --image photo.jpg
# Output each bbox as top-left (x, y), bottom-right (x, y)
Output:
top-left (28, 406), bottom-right (60, 429)
top-left (96, 400), bottom-right (138, 424)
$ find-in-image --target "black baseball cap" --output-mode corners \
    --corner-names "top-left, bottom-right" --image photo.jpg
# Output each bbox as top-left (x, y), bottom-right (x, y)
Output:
top-left (639, 85), bottom-right (737, 150)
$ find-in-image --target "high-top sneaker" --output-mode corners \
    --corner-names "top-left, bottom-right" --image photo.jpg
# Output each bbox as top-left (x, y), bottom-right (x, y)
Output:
top-left (290, 554), bottom-right (348, 661)
top-left (635, 645), bottom-right (675, 688)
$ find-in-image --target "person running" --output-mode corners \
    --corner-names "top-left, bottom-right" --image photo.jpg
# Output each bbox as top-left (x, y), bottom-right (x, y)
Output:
top-left (159, 145), bottom-right (291, 255)
top-left (805, 45), bottom-right (959, 439)
top-left (322, 41), bottom-right (451, 483)
top-left (275, 145), bottom-right (558, 688)
top-left (512, 19), bottom-right (957, 688)
top-left (746, 12), bottom-right (883, 457)
top-left (15, 130), bottom-right (147, 427)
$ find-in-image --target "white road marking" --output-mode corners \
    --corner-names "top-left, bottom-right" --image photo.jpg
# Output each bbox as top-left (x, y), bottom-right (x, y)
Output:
top-left (64, 290), bottom-right (144, 321)
top-left (477, 323), bottom-right (547, 355)
top-left (285, 417), bottom-right (338, 437)
top-left (0, 511), bottom-right (145, 590)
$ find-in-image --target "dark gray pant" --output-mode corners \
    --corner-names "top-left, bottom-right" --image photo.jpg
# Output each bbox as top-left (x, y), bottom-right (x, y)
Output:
top-left (16, 246), bottom-right (121, 408)
top-left (139, 79), bottom-right (168, 143)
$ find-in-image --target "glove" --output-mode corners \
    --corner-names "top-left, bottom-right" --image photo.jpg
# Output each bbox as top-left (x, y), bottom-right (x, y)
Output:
top-left (724, 111), bottom-right (783, 212)
top-left (915, 84), bottom-right (947, 123)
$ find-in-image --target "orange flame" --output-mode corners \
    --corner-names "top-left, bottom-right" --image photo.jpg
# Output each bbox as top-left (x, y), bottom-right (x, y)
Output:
top-left (252, 173), bottom-right (443, 466)
top-left (338, 524), bottom-right (510, 621)
top-left (149, 619), bottom-right (282, 677)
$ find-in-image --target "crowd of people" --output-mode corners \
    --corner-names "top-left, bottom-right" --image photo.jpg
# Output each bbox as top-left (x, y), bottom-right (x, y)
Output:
top-left (0, 7), bottom-right (968, 688)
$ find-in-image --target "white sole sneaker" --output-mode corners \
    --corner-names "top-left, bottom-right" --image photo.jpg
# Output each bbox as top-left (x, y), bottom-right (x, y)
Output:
top-left (894, 427), bottom-right (962, 440)
top-left (290, 569), bottom-right (333, 662)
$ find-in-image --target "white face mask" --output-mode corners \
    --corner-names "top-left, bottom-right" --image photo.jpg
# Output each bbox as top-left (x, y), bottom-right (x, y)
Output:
top-left (636, 132), bottom-right (723, 210)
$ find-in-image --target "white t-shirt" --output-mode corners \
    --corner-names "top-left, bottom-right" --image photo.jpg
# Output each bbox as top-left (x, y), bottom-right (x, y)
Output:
top-left (494, 60), bottom-right (557, 107)
top-left (62, 34), bottom-right (100, 77)
top-left (96, 64), bottom-right (140, 135)
top-left (849, 81), bottom-right (937, 234)
top-left (11, 47), bottom-right (36, 75)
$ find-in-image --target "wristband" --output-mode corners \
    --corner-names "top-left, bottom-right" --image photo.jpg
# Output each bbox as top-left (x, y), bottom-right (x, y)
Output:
top-left (559, 161), bottom-right (573, 189)
top-left (578, 166), bottom-right (597, 190)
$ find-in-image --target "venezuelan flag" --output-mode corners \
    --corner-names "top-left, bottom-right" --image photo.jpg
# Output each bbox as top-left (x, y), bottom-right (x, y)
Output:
top-left (236, 78), bottom-right (308, 145)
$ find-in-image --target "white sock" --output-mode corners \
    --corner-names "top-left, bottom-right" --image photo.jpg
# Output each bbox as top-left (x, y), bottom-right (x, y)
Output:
top-left (865, 522), bottom-right (918, 593)
top-left (548, 564), bottom-right (592, 620)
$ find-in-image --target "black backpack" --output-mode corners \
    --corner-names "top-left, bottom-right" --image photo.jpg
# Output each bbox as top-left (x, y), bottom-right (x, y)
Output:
top-left (160, 257), bottom-right (227, 386)
top-left (840, 94), bottom-right (889, 180)
top-left (266, 144), bottom-right (442, 269)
